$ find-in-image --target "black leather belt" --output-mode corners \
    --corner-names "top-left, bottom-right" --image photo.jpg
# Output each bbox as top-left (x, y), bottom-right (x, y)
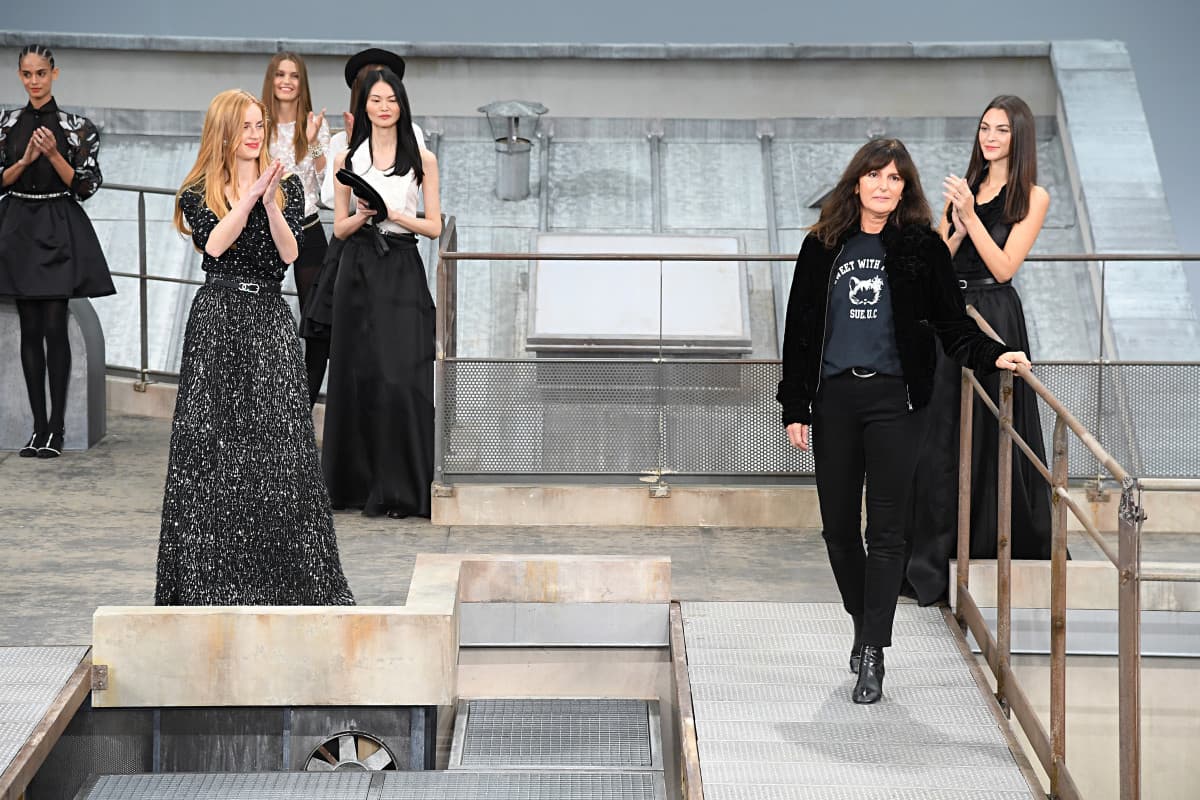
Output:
top-left (959, 277), bottom-right (1000, 289)
top-left (205, 275), bottom-right (282, 295)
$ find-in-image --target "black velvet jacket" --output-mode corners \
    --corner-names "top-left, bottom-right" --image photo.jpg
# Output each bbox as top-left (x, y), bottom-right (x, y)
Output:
top-left (776, 223), bottom-right (1009, 425)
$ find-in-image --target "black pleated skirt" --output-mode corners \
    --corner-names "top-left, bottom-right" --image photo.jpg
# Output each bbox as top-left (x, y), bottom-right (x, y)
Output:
top-left (905, 283), bottom-right (1053, 605)
top-left (0, 195), bottom-right (114, 299)
top-left (322, 230), bottom-right (435, 518)
top-left (155, 282), bottom-right (355, 605)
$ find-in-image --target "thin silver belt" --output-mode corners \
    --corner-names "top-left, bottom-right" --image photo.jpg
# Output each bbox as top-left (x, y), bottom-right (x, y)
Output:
top-left (7, 190), bottom-right (71, 201)
top-left (302, 213), bottom-right (322, 229)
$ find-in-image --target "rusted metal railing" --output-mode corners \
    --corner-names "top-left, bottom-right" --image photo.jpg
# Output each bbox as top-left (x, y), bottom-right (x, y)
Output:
top-left (955, 306), bottom-right (1200, 800)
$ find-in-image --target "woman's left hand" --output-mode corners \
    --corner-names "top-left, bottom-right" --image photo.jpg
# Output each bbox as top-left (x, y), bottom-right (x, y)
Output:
top-left (32, 126), bottom-right (57, 156)
top-left (944, 174), bottom-right (977, 223)
top-left (995, 351), bottom-right (1031, 372)
top-left (259, 161), bottom-right (285, 208)
top-left (306, 108), bottom-right (326, 142)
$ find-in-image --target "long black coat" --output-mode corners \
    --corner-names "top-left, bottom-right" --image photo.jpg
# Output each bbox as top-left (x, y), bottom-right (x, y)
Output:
top-left (776, 223), bottom-right (1010, 426)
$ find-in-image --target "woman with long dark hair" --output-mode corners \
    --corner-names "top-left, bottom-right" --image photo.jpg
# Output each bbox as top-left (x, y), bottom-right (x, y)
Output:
top-left (0, 44), bottom-right (114, 458)
top-left (904, 95), bottom-right (1053, 606)
top-left (322, 68), bottom-right (441, 519)
top-left (778, 138), bottom-right (1029, 703)
top-left (261, 51), bottom-right (331, 406)
top-left (155, 89), bottom-right (353, 606)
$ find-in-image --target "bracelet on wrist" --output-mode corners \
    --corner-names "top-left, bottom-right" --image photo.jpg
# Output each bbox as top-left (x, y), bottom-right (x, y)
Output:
top-left (307, 143), bottom-right (325, 160)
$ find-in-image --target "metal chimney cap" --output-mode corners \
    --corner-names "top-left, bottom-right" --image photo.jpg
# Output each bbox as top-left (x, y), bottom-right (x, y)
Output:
top-left (477, 99), bottom-right (548, 117)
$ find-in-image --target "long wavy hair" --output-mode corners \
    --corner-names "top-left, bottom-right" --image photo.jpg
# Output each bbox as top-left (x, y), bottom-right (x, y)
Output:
top-left (345, 69), bottom-right (423, 185)
top-left (174, 89), bottom-right (283, 238)
top-left (809, 138), bottom-right (931, 248)
top-left (959, 94), bottom-right (1038, 224)
top-left (261, 51), bottom-right (314, 165)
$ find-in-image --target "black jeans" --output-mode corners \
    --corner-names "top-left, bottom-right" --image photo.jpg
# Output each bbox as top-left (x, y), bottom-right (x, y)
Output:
top-left (813, 372), bottom-right (927, 648)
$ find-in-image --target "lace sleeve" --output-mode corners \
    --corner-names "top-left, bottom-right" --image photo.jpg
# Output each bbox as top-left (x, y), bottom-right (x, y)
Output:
top-left (179, 186), bottom-right (215, 252)
top-left (0, 110), bottom-right (17, 187)
top-left (282, 174), bottom-right (305, 250)
top-left (316, 118), bottom-right (332, 183)
top-left (68, 115), bottom-right (103, 200)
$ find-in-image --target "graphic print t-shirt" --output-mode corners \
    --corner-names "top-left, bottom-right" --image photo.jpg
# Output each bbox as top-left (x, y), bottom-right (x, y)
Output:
top-left (821, 231), bottom-right (903, 378)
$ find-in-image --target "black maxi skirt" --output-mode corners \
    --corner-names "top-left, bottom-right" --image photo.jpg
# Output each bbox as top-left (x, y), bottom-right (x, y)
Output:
top-left (322, 230), bottom-right (435, 518)
top-left (905, 283), bottom-right (1053, 605)
top-left (155, 281), bottom-right (355, 605)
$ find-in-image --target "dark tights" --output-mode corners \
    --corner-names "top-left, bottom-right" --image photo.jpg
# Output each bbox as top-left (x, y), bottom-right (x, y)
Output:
top-left (294, 222), bottom-right (330, 407)
top-left (16, 298), bottom-right (71, 434)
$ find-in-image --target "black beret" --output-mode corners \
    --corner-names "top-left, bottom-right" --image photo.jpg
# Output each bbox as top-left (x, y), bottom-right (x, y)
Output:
top-left (344, 48), bottom-right (406, 87)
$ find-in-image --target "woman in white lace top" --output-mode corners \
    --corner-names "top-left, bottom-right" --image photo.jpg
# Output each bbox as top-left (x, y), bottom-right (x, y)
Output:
top-left (260, 50), bottom-right (331, 406)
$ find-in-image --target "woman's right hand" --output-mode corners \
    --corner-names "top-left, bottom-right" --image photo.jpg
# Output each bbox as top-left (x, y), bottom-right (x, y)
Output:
top-left (20, 134), bottom-right (42, 166)
top-left (246, 161), bottom-right (281, 201)
top-left (354, 198), bottom-right (376, 220)
top-left (786, 423), bottom-right (810, 451)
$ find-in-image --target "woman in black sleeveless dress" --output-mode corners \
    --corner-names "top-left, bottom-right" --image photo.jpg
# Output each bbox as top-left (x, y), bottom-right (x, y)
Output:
top-left (905, 95), bottom-right (1053, 605)
top-left (0, 44), bottom-right (114, 458)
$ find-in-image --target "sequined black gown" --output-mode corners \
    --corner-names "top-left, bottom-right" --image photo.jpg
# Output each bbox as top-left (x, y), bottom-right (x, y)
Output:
top-left (155, 175), bottom-right (354, 605)
top-left (904, 185), bottom-right (1053, 605)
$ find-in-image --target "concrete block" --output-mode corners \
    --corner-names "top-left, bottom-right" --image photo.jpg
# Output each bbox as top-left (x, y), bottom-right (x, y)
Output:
top-left (1, 298), bottom-right (106, 450)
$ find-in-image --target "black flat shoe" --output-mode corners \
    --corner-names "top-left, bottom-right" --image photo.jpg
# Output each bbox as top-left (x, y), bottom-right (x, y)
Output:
top-left (36, 431), bottom-right (63, 459)
top-left (853, 644), bottom-right (885, 704)
top-left (386, 509), bottom-right (408, 520)
top-left (849, 614), bottom-right (864, 674)
top-left (19, 432), bottom-right (44, 458)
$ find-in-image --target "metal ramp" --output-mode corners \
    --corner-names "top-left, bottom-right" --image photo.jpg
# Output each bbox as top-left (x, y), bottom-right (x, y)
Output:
top-left (0, 646), bottom-right (91, 797)
top-left (77, 771), bottom-right (665, 799)
top-left (681, 602), bottom-right (1037, 799)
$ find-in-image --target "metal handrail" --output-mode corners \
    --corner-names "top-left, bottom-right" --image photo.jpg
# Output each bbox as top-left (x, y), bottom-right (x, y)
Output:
top-left (954, 305), bottom-right (1200, 800)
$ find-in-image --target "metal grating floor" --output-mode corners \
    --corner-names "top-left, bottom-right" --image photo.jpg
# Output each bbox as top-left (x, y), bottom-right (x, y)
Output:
top-left (451, 698), bottom-right (656, 769)
top-left (79, 771), bottom-right (665, 800)
top-left (0, 646), bottom-right (89, 779)
top-left (681, 603), bottom-right (1034, 798)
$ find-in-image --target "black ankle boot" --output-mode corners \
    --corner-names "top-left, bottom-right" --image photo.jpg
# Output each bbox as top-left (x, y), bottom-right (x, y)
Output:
top-left (853, 644), bottom-right (885, 704)
top-left (36, 431), bottom-right (63, 459)
top-left (849, 614), bottom-right (864, 674)
top-left (19, 432), bottom-right (44, 458)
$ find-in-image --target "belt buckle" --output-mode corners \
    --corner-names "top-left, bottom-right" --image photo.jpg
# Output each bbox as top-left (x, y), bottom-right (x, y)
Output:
top-left (958, 279), bottom-right (968, 290)
top-left (851, 367), bottom-right (877, 379)
top-left (238, 282), bottom-right (260, 295)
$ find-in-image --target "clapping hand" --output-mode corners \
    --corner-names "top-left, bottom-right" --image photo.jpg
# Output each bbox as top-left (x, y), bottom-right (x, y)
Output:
top-left (251, 161), bottom-right (285, 206)
top-left (306, 108), bottom-right (327, 143)
top-left (943, 174), bottom-right (977, 225)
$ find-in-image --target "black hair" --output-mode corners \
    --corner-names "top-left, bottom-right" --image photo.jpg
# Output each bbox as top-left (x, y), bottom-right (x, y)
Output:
top-left (346, 68), bottom-right (423, 185)
top-left (19, 44), bottom-right (55, 68)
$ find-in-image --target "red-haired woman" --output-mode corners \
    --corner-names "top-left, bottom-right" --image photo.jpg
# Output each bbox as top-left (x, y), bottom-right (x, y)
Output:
top-left (0, 44), bottom-right (114, 458)
top-left (261, 51), bottom-right (331, 406)
top-left (155, 89), bottom-right (353, 606)
top-left (904, 95), bottom-right (1053, 607)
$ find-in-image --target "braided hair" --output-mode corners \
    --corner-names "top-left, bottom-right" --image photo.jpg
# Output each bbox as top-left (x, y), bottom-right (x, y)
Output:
top-left (18, 44), bottom-right (55, 68)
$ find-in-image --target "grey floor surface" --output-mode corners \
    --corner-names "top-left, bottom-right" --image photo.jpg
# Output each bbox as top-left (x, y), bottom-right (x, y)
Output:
top-left (1, 413), bottom-right (1198, 647)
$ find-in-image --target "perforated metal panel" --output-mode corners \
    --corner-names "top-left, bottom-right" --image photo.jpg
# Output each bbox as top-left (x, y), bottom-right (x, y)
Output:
top-left (380, 771), bottom-right (665, 799)
top-left (681, 602), bottom-right (1031, 798)
top-left (0, 646), bottom-right (88, 779)
top-left (81, 773), bottom-right (371, 799)
top-left (451, 699), bottom-right (656, 769)
top-left (440, 359), bottom-right (1200, 479)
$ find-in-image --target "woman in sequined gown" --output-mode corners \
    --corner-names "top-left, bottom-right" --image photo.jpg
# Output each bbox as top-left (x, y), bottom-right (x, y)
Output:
top-left (155, 89), bottom-right (354, 606)
top-left (904, 95), bottom-right (1053, 605)
top-left (323, 69), bottom-right (440, 519)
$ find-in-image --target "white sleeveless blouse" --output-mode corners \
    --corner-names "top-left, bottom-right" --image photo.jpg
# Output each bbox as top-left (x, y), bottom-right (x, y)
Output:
top-left (348, 144), bottom-right (420, 236)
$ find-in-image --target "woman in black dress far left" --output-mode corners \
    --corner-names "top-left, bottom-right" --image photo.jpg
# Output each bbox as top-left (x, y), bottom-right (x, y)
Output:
top-left (0, 44), bottom-right (115, 458)
top-left (155, 88), bottom-right (354, 606)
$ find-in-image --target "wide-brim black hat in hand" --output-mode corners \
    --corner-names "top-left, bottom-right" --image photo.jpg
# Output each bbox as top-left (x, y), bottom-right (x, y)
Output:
top-left (344, 48), bottom-right (406, 87)
top-left (336, 169), bottom-right (389, 219)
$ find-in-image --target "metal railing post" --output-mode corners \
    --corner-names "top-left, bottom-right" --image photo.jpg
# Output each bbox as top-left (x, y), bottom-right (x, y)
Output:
top-left (433, 217), bottom-right (458, 490)
top-left (1050, 416), bottom-right (1070, 797)
top-left (955, 368), bottom-right (974, 628)
top-left (1118, 476), bottom-right (1145, 800)
top-left (137, 191), bottom-right (150, 388)
top-left (995, 370), bottom-right (1014, 714)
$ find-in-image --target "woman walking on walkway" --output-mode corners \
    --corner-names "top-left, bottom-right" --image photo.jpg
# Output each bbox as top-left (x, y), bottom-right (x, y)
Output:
top-left (778, 138), bottom-right (1028, 703)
